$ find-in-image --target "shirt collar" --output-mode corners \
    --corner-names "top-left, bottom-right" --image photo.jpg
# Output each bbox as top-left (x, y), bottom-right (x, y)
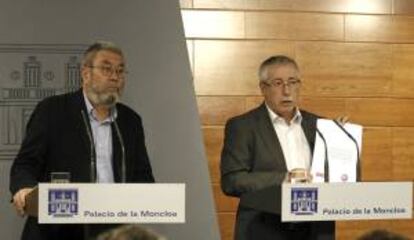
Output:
top-left (265, 103), bottom-right (302, 125)
top-left (83, 92), bottom-right (117, 123)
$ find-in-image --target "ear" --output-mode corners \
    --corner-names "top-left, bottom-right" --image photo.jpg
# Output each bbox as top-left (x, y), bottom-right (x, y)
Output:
top-left (81, 66), bottom-right (90, 84)
top-left (259, 81), bottom-right (266, 94)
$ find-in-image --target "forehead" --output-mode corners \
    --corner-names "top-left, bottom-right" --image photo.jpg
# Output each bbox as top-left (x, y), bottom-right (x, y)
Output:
top-left (93, 50), bottom-right (124, 66)
top-left (266, 64), bottom-right (299, 79)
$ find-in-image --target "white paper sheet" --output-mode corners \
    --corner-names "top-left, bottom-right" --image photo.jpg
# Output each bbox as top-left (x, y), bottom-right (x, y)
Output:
top-left (310, 119), bottom-right (363, 183)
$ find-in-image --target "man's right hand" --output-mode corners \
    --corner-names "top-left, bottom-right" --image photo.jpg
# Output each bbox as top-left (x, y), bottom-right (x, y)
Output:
top-left (12, 188), bottom-right (34, 216)
top-left (287, 168), bottom-right (312, 183)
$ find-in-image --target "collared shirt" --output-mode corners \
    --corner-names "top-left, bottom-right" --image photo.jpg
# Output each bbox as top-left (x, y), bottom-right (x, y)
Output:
top-left (266, 105), bottom-right (311, 171)
top-left (83, 93), bottom-right (117, 183)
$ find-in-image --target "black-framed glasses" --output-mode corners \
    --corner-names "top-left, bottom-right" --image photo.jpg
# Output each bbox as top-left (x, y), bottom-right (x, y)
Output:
top-left (88, 65), bottom-right (128, 78)
top-left (262, 78), bottom-right (301, 89)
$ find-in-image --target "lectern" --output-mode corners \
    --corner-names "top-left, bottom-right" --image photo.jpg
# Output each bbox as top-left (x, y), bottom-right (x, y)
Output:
top-left (240, 182), bottom-right (412, 222)
top-left (25, 183), bottom-right (185, 224)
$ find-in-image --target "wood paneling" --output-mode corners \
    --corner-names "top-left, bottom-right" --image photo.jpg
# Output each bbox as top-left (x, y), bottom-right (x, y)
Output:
top-left (217, 213), bottom-right (236, 240)
top-left (212, 184), bottom-right (239, 212)
top-left (296, 42), bottom-right (392, 97)
top-left (392, 44), bottom-right (414, 97)
top-left (197, 97), bottom-right (245, 125)
top-left (182, 1), bottom-right (414, 239)
top-left (193, 0), bottom-right (392, 14)
top-left (392, 128), bottom-right (414, 180)
top-left (245, 12), bottom-right (343, 40)
top-left (202, 126), bottom-right (224, 183)
top-left (336, 220), bottom-right (394, 240)
top-left (194, 40), bottom-right (293, 95)
top-left (179, 0), bottom-right (193, 8)
top-left (346, 15), bottom-right (414, 43)
top-left (245, 96), bottom-right (263, 110)
top-left (345, 15), bottom-right (392, 42)
top-left (181, 10), bottom-right (244, 38)
top-left (394, 0), bottom-right (414, 15)
top-left (360, 127), bottom-right (393, 181)
top-left (391, 219), bottom-right (414, 239)
top-left (193, 0), bottom-right (245, 9)
top-left (346, 98), bottom-right (414, 127)
top-left (300, 97), bottom-right (347, 119)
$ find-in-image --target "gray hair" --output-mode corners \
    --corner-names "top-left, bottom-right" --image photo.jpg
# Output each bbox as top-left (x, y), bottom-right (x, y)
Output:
top-left (258, 55), bottom-right (299, 82)
top-left (97, 224), bottom-right (166, 240)
top-left (82, 41), bottom-right (124, 67)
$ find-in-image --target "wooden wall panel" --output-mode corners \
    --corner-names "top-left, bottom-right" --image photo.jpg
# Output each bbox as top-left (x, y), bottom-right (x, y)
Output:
top-left (300, 97), bottom-right (347, 119)
top-left (202, 126), bottom-right (224, 183)
top-left (181, 0), bottom-right (414, 239)
top-left (197, 97), bottom-right (245, 125)
top-left (218, 213), bottom-right (236, 240)
top-left (179, 0), bottom-right (193, 8)
top-left (193, 0), bottom-right (392, 14)
top-left (392, 128), bottom-right (414, 180)
top-left (391, 220), bottom-right (414, 238)
top-left (245, 12), bottom-right (344, 41)
top-left (394, 0), bottom-right (414, 15)
top-left (245, 96), bottom-right (263, 110)
top-left (346, 98), bottom-right (414, 127)
top-left (336, 220), bottom-right (394, 240)
top-left (212, 184), bottom-right (239, 212)
top-left (392, 44), bottom-right (414, 97)
top-left (194, 40), bottom-right (293, 95)
top-left (181, 10), bottom-right (245, 38)
top-left (345, 15), bottom-right (392, 42)
top-left (295, 42), bottom-right (392, 97)
top-left (360, 127), bottom-right (393, 181)
top-left (346, 15), bottom-right (414, 43)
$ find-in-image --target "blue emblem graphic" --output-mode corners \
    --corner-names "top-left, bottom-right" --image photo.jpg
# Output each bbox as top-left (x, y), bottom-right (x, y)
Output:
top-left (48, 189), bottom-right (78, 217)
top-left (291, 188), bottom-right (318, 215)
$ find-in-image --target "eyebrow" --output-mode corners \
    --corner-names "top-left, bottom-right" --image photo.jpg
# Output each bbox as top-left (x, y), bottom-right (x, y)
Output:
top-left (99, 60), bottom-right (125, 67)
top-left (269, 77), bottom-right (298, 81)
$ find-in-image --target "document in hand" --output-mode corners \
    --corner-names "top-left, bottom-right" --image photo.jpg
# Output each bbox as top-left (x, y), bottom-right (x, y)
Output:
top-left (310, 119), bottom-right (363, 183)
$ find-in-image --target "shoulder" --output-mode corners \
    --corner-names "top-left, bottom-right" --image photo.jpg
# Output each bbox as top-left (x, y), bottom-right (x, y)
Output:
top-left (34, 91), bottom-right (78, 112)
top-left (116, 102), bottom-right (142, 123)
top-left (300, 109), bottom-right (320, 121)
top-left (225, 104), bottom-right (264, 130)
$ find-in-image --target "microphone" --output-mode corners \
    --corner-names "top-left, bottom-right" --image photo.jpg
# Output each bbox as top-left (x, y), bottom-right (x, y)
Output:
top-left (113, 119), bottom-right (126, 183)
top-left (316, 128), bottom-right (329, 181)
top-left (81, 110), bottom-right (96, 182)
top-left (333, 120), bottom-right (361, 166)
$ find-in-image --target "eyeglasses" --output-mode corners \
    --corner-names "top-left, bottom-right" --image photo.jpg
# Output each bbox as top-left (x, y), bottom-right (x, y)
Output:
top-left (262, 78), bottom-right (301, 89)
top-left (88, 65), bottom-right (128, 78)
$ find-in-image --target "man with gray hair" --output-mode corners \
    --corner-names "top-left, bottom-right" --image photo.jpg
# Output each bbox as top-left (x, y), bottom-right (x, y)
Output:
top-left (221, 55), bottom-right (335, 239)
top-left (10, 41), bottom-right (155, 240)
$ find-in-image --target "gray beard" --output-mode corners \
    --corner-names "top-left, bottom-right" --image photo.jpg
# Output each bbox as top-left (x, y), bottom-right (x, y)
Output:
top-left (87, 88), bottom-right (120, 108)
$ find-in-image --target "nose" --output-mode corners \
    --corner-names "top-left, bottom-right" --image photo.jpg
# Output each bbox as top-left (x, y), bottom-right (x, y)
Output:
top-left (282, 83), bottom-right (291, 95)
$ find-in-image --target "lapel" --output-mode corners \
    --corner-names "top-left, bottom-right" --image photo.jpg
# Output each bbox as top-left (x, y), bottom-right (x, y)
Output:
top-left (254, 103), bottom-right (288, 171)
top-left (111, 117), bottom-right (122, 183)
top-left (69, 89), bottom-right (99, 182)
top-left (300, 111), bottom-right (316, 166)
top-left (69, 89), bottom-right (92, 155)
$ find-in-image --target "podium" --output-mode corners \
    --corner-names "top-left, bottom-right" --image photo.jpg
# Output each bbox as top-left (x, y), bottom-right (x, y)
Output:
top-left (25, 183), bottom-right (185, 224)
top-left (240, 182), bottom-right (412, 222)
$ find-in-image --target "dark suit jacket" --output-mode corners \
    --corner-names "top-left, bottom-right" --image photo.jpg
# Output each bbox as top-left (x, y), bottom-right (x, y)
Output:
top-left (9, 89), bottom-right (154, 240)
top-left (221, 103), bottom-right (334, 240)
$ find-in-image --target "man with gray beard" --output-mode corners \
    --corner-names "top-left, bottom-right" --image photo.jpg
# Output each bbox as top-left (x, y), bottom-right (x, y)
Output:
top-left (9, 42), bottom-right (155, 240)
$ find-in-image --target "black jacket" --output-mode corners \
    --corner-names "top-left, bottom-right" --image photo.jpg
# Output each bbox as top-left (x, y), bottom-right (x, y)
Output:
top-left (10, 89), bottom-right (154, 240)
